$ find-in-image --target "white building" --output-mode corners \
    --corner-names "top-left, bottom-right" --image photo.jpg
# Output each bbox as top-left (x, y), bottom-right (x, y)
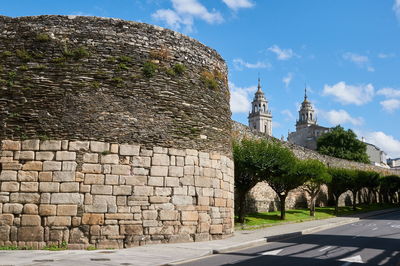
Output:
top-left (248, 78), bottom-right (272, 136)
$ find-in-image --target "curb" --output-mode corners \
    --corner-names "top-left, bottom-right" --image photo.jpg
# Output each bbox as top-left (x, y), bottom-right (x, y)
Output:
top-left (167, 208), bottom-right (399, 265)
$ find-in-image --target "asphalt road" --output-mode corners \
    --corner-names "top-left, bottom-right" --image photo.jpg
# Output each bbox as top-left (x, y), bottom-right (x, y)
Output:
top-left (180, 210), bottom-right (400, 266)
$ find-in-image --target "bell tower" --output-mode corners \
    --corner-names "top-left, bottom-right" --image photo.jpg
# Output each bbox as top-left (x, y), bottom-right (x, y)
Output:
top-left (248, 78), bottom-right (273, 136)
top-left (296, 87), bottom-right (316, 130)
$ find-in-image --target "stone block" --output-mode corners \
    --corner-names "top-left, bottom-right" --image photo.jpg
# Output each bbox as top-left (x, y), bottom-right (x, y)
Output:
top-left (101, 225), bottom-right (119, 236)
top-left (165, 177), bottom-right (179, 187)
top-left (10, 193), bottom-right (40, 204)
top-left (36, 152), bottom-right (55, 161)
top-left (43, 161), bottom-right (62, 171)
top-left (172, 195), bottom-right (192, 205)
top-left (111, 165), bottom-right (131, 175)
top-left (51, 193), bottom-right (82, 204)
top-left (185, 149), bottom-right (198, 156)
top-left (1, 182), bottom-right (19, 192)
top-left (142, 210), bottom-right (158, 220)
top-left (69, 141), bottom-right (90, 151)
top-left (153, 147), bottom-right (168, 154)
top-left (56, 151), bottom-right (76, 161)
top-left (18, 226), bottom-right (44, 241)
top-left (53, 171), bottom-right (75, 182)
top-left (0, 193), bottom-right (9, 203)
top-left (173, 187), bottom-right (187, 195)
top-left (92, 185), bottom-right (113, 195)
top-left (82, 164), bottom-right (102, 174)
top-left (197, 196), bottom-right (209, 206)
top-left (0, 225), bottom-right (10, 241)
top-left (203, 168), bottom-right (216, 177)
top-left (182, 211), bottom-right (199, 221)
top-left (0, 170), bottom-right (17, 181)
top-left (105, 174), bottom-right (119, 185)
top-left (39, 205), bottom-right (56, 216)
top-left (124, 175), bottom-right (147, 186)
top-left (24, 204), bottom-right (39, 214)
top-left (20, 182), bottom-right (39, 192)
top-left (82, 213), bottom-right (104, 225)
top-left (110, 143), bottom-right (119, 154)
top-left (149, 196), bottom-right (170, 203)
top-left (151, 166), bottom-right (168, 177)
top-left (148, 176), bottom-right (164, 186)
top-left (2, 140), bottom-right (20, 151)
top-left (100, 154), bottom-right (119, 164)
top-left (83, 153), bottom-right (98, 163)
top-left (18, 171), bottom-right (38, 182)
top-left (60, 182), bottom-right (79, 192)
top-left (152, 154), bottom-right (169, 166)
top-left (113, 185), bottom-right (132, 195)
top-left (3, 203), bottom-right (23, 214)
top-left (105, 213), bottom-right (133, 220)
top-left (90, 141), bottom-right (110, 153)
top-left (132, 156), bottom-right (151, 168)
top-left (210, 224), bottom-right (223, 234)
top-left (0, 214), bottom-right (14, 225)
top-left (22, 161), bottom-right (42, 171)
top-left (155, 187), bottom-right (172, 196)
top-left (159, 210), bottom-right (178, 221)
top-left (21, 215), bottom-right (41, 226)
top-left (120, 225), bottom-right (143, 235)
top-left (133, 186), bottom-right (153, 196)
top-left (48, 216), bottom-right (71, 226)
top-left (132, 167), bottom-right (148, 176)
top-left (39, 182), bottom-right (59, 193)
top-left (57, 205), bottom-right (77, 216)
top-left (215, 198), bottom-right (226, 207)
top-left (62, 161), bottom-right (77, 171)
top-left (80, 184), bottom-right (91, 193)
top-left (169, 166), bottom-right (184, 177)
top-left (195, 176), bottom-right (212, 188)
top-left (1, 162), bottom-right (22, 170)
top-left (84, 174), bottom-right (104, 184)
top-left (120, 144), bottom-right (140, 156)
top-left (40, 140), bottom-right (61, 151)
top-left (62, 140), bottom-right (69, 150)
top-left (22, 140), bottom-right (40, 151)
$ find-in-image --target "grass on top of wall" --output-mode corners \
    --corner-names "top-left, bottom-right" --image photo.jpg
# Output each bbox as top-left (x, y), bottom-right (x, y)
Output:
top-left (236, 203), bottom-right (397, 230)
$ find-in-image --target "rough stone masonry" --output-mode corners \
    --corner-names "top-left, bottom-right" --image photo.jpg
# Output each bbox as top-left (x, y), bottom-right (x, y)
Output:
top-left (0, 16), bottom-right (234, 249)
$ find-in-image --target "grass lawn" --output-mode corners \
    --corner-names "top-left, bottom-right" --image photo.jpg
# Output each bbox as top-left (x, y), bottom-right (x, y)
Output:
top-left (236, 203), bottom-right (397, 229)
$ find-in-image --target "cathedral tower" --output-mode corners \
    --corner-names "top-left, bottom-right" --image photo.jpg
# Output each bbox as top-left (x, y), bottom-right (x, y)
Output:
top-left (248, 78), bottom-right (273, 136)
top-left (296, 88), bottom-right (316, 130)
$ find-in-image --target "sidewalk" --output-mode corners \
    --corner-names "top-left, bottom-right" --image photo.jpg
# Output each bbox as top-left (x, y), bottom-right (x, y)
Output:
top-left (0, 208), bottom-right (397, 266)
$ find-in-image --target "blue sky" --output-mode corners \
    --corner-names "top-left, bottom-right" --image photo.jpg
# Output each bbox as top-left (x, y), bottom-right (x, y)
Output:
top-left (2, 0), bottom-right (400, 158)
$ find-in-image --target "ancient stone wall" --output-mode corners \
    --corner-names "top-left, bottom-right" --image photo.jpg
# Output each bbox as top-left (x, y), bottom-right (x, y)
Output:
top-left (0, 16), bottom-right (234, 249)
top-left (233, 121), bottom-right (399, 213)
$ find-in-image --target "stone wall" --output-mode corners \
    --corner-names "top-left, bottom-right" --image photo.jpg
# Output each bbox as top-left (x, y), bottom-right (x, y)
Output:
top-left (0, 16), bottom-right (234, 249)
top-left (0, 140), bottom-right (234, 249)
top-left (233, 121), bottom-right (400, 213)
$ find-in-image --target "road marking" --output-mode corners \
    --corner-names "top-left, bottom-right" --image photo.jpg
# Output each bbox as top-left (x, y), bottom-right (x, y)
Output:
top-left (372, 227), bottom-right (378, 231)
top-left (261, 249), bottom-right (283, 256)
top-left (390, 225), bottom-right (400, 229)
top-left (319, 246), bottom-right (332, 252)
top-left (339, 255), bottom-right (364, 264)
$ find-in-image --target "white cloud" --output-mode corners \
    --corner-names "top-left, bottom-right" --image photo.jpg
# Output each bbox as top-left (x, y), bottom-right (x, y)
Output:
top-left (229, 82), bottom-right (256, 113)
top-left (377, 87), bottom-right (400, 98)
top-left (380, 99), bottom-right (400, 113)
top-left (361, 131), bottom-right (400, 158)
top-left (378, 53), bottom-right (395, 59)
top-left (282, 73), bottom-right (293, 88)
top-left (268, 45), bottom-right (295, 60)
top-left (222, 0), bottom-right (254, 10)
top-left (152, 0), bottom-right (223, 32)
top-left (281, 109), bottom-right (294, 120)
top-left (323, 109), bottom-right (363, 126)
top-left (322, 81), bottom-right (374, 105)
top-left (394, 0), bottom-right (400, 20)
top-left (233, 58), bottom-right (270, 70)
top-left (342, 52), bottom-right (374, 72)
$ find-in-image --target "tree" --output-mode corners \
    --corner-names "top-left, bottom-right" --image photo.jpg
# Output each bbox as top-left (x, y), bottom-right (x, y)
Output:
top-left (363, 171), bottom-right (380, 204)
top-left (233, 139), bottom-right (270, 223)
top-left (379, 175), bottom-right (400, 204)
top-left (261, 144), bottom-right (304, 220)
top-left (348, 170), bottom-right (369, 211)
top-left (297, 159), bottom-right (331, 216)
top-left (317, 125), bottom-right (369, 163)
top-left (328, 168), bottom-right (353, 215)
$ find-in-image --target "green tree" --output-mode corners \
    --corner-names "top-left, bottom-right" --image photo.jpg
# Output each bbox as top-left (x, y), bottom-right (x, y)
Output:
top-left (317, 125), bottom-right (369, 163)
top-left (233, 139), bottom-right (269, 223)
top-left (348, 170), bottom-right (369, 211)
top-left (297, 159), bottom-right (331, 216)
top-left (328, 168), bottom-right (353, 215)
top-left (262, 145), bottom-right (304, 220)
top-left (379, 175), bottom-right (400, 204)
top-left (363, 171), bottom-right (380, 204)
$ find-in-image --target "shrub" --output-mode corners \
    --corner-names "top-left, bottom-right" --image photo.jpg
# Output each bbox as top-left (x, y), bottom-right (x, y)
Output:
top-left (173, 63), bottom-right (186, 75)
top-left (35, 33), bottom-right (51, 42)
top-left (16, 49), bottom-right (32, 62)
top-left (142, 61), bottom-right (158, 78)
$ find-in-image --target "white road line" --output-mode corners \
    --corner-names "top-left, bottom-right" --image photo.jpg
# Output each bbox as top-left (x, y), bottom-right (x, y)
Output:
top-left (261, 249), bottom-right (283, 256)
top-left (319, 246), bottom-right (332, 252)
top-left (372, 227), bottom-right (378, 231)
top-left (339, 255), bottom-right (364, 264)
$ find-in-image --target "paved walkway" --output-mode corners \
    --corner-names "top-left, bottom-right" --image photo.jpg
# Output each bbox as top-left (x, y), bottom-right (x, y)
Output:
top-left (0, 208), bottom-right (397, 266)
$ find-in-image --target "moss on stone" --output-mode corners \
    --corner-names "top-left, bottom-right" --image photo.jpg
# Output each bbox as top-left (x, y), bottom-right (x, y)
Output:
top-left (35, 33), bottom-right (51, 42)
top-left (142, 61), bottom-right (158, 78)
top-left (16, 49), bottom-right (32, 62)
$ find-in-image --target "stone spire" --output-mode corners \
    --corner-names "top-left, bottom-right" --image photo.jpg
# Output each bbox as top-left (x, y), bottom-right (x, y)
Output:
top-left (296, 85), bottom-right (316, 130)
top-left (248, 77), bottom-right (273, 136)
